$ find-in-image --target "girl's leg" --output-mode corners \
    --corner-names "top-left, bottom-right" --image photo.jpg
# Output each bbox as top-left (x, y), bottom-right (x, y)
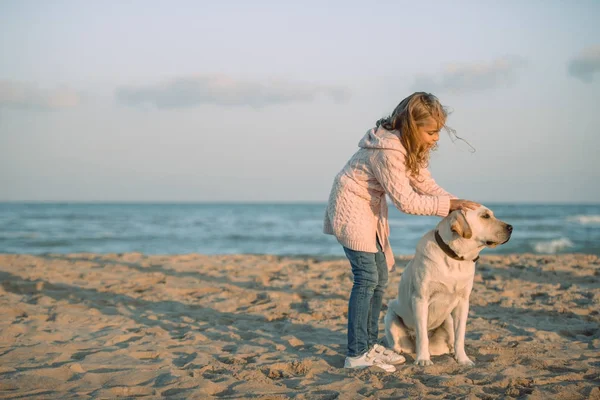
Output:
top-left (367, 237), bottom-right (389, 348)
top-left (343, 247), bottom-right (379, 357)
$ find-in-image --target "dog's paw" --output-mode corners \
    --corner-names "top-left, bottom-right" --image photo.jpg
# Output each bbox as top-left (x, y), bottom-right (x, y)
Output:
top-left (456, 357), bottom-right (475, 366)
top-left (414, 358), bottom-right (433, 366)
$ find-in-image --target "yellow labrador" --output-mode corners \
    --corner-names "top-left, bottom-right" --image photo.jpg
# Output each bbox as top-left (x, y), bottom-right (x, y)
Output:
top-left (384, 205), bottom-right (512, 366)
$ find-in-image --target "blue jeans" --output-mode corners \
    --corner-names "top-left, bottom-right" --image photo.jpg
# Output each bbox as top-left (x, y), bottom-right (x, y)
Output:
top-left (343, 238), bottom-right (389, 357)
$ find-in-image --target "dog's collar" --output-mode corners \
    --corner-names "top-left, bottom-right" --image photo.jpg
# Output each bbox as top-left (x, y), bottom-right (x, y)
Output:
top-left (434, 230), bottom-right (480, 262)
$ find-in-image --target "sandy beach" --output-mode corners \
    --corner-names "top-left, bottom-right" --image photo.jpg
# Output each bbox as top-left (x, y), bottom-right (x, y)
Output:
top-left (0, 252), bottom-right (598, 399)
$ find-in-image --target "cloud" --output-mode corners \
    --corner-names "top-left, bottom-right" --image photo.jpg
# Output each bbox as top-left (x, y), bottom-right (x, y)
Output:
top-left (412, 56), bottom-right (527, 93)
top-left (0, 80), bottom-right (80, 111)
top-left (115, 75), bottom-right (351, 109)
top-left (568, 45), bottom-right (600, 83)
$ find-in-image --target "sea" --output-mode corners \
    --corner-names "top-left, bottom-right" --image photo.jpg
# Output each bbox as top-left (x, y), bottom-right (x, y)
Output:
top-left (0, 202), bottom-right (599, 257)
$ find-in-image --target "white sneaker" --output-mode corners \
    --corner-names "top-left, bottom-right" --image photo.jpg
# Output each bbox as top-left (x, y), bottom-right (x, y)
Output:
top-left (369, 344), bottom-right (406, 365)
top-left (344, 351), bottom-right (396, 372)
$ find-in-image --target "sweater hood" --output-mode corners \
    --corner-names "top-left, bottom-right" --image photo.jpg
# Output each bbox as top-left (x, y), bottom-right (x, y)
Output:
top-left (358, 126), bottom-right (406, 154)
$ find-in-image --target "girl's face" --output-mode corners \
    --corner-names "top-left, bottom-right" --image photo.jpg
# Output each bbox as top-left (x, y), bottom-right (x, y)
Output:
top-left (417, 117), bottom-right (441, 150)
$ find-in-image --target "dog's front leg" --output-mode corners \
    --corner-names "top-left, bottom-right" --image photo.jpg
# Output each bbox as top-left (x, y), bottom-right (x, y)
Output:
top-left (452, 298), bottom-right (474, 366)
top-left (412, 297), bottom-right (433, 366)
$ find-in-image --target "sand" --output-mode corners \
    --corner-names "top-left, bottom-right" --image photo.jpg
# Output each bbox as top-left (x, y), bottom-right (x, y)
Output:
top-left (0, 252), bottom-right (599, 399)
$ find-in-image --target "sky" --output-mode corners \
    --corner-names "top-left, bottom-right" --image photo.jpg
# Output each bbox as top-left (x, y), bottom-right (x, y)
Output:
top-left (1, 0), bottom-right (599, 203)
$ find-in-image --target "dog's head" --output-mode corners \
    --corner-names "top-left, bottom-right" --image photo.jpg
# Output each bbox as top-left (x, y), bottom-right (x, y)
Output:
top-left (450, 205), bottom-right (512, 248)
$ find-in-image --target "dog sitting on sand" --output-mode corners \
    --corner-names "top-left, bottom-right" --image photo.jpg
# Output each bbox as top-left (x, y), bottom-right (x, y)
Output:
top-left (384, 205), bottom-right (512, 366)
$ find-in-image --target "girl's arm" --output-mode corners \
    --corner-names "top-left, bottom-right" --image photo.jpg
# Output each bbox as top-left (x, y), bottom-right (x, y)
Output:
top-left (410, 167), bottom-right (458, 199)
top-left (371, 149), bottom-right (451, 217)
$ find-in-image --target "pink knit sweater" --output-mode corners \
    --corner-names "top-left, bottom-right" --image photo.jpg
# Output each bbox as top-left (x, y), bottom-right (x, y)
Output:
top-left (323, 126), bottom-right (456, 270)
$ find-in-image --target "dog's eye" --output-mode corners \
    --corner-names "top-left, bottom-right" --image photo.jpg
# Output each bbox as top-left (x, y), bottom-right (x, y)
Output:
top-left (481, 214), bottom-right (490, 219)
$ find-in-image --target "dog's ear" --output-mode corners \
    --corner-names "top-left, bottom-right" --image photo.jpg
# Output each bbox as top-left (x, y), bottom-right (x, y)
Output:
top-left (451, 211), bottom-right (472, 239)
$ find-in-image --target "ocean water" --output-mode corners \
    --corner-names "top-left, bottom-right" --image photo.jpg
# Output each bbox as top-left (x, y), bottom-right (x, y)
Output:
top-left (0, 202), bottom-right (599, 256)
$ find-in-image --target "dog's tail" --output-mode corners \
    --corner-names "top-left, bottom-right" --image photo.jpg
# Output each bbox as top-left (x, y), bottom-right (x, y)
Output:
top-left (387, 298), bottom-right (403, 316)
top-left (384, 299), bottom-right (405, 353)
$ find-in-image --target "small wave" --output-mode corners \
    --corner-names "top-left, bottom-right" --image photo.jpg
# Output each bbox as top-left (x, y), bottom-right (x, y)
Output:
top-left (532, 238), bottom-right (574, 254)
top-left (30, 239), bottom-right (73, 248)
top-left (0, 232), bottom-right (39, 239)
top-left (567, 215), bottom-right (600, 225)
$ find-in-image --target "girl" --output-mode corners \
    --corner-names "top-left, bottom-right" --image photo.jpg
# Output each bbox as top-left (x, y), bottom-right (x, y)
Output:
top-left (323, 92), bottom-right (479, 372)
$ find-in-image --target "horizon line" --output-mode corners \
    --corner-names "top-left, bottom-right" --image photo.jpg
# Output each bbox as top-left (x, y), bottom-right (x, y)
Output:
top-left (1, 200), bottom-right (599, 206)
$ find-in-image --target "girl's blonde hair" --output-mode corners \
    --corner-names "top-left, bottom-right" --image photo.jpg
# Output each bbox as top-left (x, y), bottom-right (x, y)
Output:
top-left (375, 92), bottom-right (450, 179)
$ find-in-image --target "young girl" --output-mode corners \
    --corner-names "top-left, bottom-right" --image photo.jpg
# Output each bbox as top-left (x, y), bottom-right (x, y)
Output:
top-left (323, 92), bottom-right (479, 372)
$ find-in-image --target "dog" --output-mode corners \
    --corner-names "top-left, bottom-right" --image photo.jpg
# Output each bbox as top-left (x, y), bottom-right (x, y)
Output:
top-left (384, 205), bottom-right (512, 366)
